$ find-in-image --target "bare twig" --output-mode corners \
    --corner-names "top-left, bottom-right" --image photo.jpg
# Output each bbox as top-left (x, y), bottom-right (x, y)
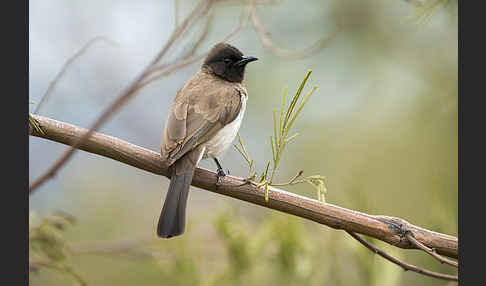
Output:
top-left (29, 72), bottom-right (146, 192)
top-left (148, 0), bottom-right (214, 73)
top-left (151, 0), bottom-right (213, 67)
top-left (174, 0), bottom-right (180, 27)
top-left (249, 1), bottom-right (341, 60)
top-left (33, 36), bottom-right (117, 115)
top-left (29, 0), bottom-right (214, 193)
top-left (140, 6), bottom-right (216, 85)
top-left (346, 231), bottom-right (458, 282)
top-left (29, 114), bottom-right (458, 261)
top-left (188, 9), bottom-right (215, 57)
top-left (221, 0), bottom-right (252, 41)
top-left (269, 170), bottom-right (304, 186)
top-left (138, 53), bottom-right (208, 89)
top-left (405, 231), bottom-right (458, 268)
top-left (143, 0), bottom-right (250, 82)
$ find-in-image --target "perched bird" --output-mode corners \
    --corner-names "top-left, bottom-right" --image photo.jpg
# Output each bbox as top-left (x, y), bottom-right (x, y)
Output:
top-left (157, 43), bottom-right (258, 238)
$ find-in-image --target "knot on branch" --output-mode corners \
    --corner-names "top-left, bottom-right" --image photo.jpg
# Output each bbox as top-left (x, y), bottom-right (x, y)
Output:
top-left (374, 216), bottom-right (409, 235)
top-left (373, 215), bottom-right (411, 245)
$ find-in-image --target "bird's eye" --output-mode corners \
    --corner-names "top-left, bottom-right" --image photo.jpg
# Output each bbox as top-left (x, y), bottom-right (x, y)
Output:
top-left (223, 58), bottom-right (232, 65)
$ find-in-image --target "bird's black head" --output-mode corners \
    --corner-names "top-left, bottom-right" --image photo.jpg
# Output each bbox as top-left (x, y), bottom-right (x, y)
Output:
top-left (202, 43), bottom-right (258, 83)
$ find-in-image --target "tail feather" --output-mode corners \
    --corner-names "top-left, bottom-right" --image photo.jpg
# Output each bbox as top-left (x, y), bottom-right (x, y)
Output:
top-left (157, 148), bottom-right (202, 238)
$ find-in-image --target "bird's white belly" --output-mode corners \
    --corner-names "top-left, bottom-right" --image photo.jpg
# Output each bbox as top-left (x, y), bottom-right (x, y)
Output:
top-left (204, 96), bottom-right (246, 158)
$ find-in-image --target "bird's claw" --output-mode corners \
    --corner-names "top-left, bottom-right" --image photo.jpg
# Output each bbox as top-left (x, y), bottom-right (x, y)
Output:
top-left (216, 168), bottom-right (226, 187)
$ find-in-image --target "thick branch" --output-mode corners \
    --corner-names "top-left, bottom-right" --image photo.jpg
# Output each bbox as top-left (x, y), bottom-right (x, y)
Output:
top-left (405, 231), bottom-right (458, 268)
top-left (29, 114), bottom-right (458, 259)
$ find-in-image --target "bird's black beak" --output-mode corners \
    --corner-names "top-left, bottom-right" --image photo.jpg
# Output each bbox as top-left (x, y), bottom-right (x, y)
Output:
top-left (234, 56), bottom-right (258, 67)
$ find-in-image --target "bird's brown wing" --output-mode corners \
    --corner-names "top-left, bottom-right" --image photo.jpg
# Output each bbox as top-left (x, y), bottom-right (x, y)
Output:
top-left (161, 72), bottom-right (245, 167)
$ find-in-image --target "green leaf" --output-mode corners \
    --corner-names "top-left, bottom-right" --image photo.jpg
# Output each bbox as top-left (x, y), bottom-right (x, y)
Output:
top-left (263, 161), bottom-right (270, 180)
top-left (283, 70), bottom-right (312, 134)
top-left (279, 87), bottom-right (287, 137)
top-left (304, 175), bottom-right (328, 204)
top-left (237, 133), bottom-right (249, 158)
top-left (270, 135), bottom-right (276, 162)
top-left (264, 183), bottom-right (269, 202)
top-left (273, 109), bottom-right (279, 155)
top-left (284, 133), bottom-right (300, 143)
top-left (286, 86), bottom-right (317, 132)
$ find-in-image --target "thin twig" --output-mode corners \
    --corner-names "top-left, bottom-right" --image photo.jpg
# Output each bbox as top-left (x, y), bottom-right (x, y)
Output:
top-left (29, 75), bottom-right (146, 193)
top-left (33, 36), bottom-right (117, 114)
top-left (249, 1), bottom-right (341, 60)
top-left (269, 170), bottom-right (304, 186)
top-left (135, 0), bottom-right (254, 89)
top-left (174, 0), bottom-right (180, 27)
top-left (138, 53), bottom-right (208, 89)
top-left (220, 0), bottom-right (252, 41)
top-left (143, 6), bottom-right (215, 79)
top-left (146, 0), bottom-right (250, 79)
top-left (405, 231), bottom-right (458, 268)
top-left (150, 0), bottom-right (213, 67)
top-left (29, 0), bottom-right (213, 193)
top-left (188, 9), bottom-right (215, 57)
top-left (346, 231), bottom-right (457, 282)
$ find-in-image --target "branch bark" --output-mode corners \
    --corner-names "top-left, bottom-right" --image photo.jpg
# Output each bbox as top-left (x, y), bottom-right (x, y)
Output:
top-left (405, 231), bottom-right (458, 268)
top-left (29, 114), bottom-right (458, 259)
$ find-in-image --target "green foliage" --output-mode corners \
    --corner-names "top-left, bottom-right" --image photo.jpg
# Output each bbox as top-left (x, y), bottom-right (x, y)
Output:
top-left (302, 175), bottom-right (328, 204)
top-left (234, 70), bottom-right (328, 204)
top-left (169, 256), bottom-right (200, 286)
top-left (211, 210), bottom-right (312, 286)
top-left (267, 215), bottom-right (304, 275)
top-left (268, 70), bottom-right (316, 183)
top-left (29, 211), bottom-right (87, 286)
top-left (234, 133), bottom-right (256, 180)
top-left (408, 0), bottom-right (452, 23)
top-left (213, 210), bottom-right (253, 283)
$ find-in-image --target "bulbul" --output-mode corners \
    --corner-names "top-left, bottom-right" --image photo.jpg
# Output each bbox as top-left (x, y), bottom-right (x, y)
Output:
top-left (157, 43), bottom-right (258, 238)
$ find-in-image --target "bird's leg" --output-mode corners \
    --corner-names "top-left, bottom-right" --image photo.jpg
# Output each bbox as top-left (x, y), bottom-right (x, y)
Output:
top-left (213, 157), bottom-right (226, 186)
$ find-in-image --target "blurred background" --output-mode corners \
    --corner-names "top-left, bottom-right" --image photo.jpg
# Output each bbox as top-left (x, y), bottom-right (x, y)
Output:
top-left (29, 0), bottom-right (458, 285)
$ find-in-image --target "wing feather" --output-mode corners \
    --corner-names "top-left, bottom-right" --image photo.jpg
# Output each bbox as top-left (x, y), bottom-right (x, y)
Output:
top-left (161, 71), bottom-right (244, 166)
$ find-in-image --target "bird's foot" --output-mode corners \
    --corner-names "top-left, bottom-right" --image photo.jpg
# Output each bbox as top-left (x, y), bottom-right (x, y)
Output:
top-left (216, 168), bottom-right (226, 187)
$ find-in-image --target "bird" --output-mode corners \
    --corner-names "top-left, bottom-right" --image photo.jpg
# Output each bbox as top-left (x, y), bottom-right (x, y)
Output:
top-left (157, 42), bottom-right (258, 238)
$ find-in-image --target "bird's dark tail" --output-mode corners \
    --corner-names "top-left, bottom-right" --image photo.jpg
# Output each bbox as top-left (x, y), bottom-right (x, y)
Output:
top-left (157, 149), bottom-right (201, 238)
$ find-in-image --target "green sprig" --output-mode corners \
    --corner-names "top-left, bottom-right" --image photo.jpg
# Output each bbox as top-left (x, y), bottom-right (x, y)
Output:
top-left (234, 70), bottom-right (329, 204)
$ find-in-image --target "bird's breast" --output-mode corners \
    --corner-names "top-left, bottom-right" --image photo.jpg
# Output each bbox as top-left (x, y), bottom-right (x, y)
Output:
top-left (203, 96), bottom-right (247, 158)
